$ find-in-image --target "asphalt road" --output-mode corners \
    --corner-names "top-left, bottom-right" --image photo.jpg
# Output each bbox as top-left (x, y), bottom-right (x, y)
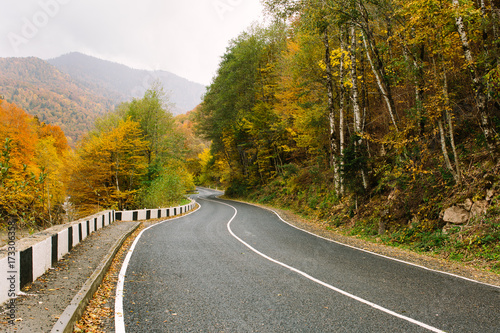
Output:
top-left (115, 188), bottom-right (500, 332)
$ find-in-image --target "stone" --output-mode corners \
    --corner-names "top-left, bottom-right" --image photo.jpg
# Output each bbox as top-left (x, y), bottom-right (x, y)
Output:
top-left (460, 198), bottom-right (473, 211)
top-left (486, 189), bottom-right (495, 202)
top-left (442, 206), bottom-right (470, 224)
top-left (470, 200), bottom-right (488, 218)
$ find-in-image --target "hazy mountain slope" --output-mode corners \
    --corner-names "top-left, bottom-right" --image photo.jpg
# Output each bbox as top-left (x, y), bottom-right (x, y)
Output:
top-left (0, 57), bottom-right (111, 144)
top-left (48, 52), bottom-right (206, 115)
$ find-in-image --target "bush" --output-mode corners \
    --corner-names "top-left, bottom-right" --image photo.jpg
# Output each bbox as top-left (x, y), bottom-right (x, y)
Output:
top-left (225, 179), bottom-right (250, 198)
top-left (139, 162), bottom-right (194, 208)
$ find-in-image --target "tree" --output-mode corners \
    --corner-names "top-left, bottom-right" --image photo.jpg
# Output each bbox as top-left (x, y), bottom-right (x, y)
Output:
top-left (71, 84), bottom-right (193, 215)
top-left (196, 24), bottom-right (289, 191)
top-left (1, 99), bottom-right (70, 227)
top-left (69, 119), bottom-right (148, 214)
top-left (451, 0), bottom-right (497, 157)
top-left (125, 82), bottom-right (177, 165)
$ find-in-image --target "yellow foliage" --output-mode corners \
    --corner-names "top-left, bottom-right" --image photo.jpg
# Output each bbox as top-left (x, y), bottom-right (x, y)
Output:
top-left (69, 119), bottom-right (148, 214)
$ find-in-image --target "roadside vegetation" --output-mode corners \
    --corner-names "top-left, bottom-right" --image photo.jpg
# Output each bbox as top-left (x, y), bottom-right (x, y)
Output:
top-left (0, 83), bottom-right (196, 231)
top-left (0, 99), bottom-right (71, 230)
top-left (194, 0), bottom-right (500, 272)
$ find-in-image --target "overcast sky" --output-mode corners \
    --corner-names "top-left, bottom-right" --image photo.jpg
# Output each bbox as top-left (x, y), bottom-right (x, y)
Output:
top-left (0, 0), bottom-right (266, 85)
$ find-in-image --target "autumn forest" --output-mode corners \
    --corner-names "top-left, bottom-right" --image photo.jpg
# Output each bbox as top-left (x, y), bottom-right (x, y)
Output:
top-left (195, 0), bottom-right (500, 268)
top-left (1, 0), bottom-right (500, 269)
top-left (0, 84), bottom-right (199, 229)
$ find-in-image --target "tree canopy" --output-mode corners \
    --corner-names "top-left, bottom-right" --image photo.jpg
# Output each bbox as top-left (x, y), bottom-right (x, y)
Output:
top-left (196, 0), bottom-right (500, 231)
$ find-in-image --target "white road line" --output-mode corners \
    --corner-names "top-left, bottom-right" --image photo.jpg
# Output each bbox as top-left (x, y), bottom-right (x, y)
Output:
top-left (268, 207), bottom-right (500, 290)
top-left (202, 197), bottom-right (446, 333)
top-left (114, 205), bottom-right (200, 333)
top-left (228, 197), bottom-right (500, 290)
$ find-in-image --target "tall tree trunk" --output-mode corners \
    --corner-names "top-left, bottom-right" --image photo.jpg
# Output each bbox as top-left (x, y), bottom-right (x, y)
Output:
top-left (452, 0), bottom-right (496, 156)
top-left (350, 25), bottom-right (368, 190)
top-left (396, 31), bottom-right (425, 135)
top-left (442, 70), bottom-right (462, 185)
top-left (339, 30), bottom-right (347, 195)
top-left (350, 26), bottom-right (362, 137)
top-left (491, 0), bottom-right (500, 41)
top-left (438, 118), bottom-right (456, 179)
top-left (322, 28), bottom-right (341, 194)
top-left (361, 33), bottom-right (399, 131)
top-left (357, 2), bottom-right (398, 132)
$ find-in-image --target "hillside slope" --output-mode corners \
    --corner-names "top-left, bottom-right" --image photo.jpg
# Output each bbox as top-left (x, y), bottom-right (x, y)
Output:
top-left (48, 52), bottom-right (206, 115)
top-left (0, 57), bottom-right (111, 144)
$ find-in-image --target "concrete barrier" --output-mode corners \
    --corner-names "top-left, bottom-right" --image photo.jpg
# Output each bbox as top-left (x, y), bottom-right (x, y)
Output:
top-left (0, 211), bottom-right (114, 305)
top-left (114, 200), bottom-right (196, 222)
top-left (0, 200), bottom-right (197, 306)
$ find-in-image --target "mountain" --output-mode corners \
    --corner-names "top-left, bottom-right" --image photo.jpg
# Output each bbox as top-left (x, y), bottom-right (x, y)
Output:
top-left (0, 53), bottom-right (206, 144)
top-left (47, 52), bottom-right (206, 115)
top-left (0, 57), bottom-right (112, 144)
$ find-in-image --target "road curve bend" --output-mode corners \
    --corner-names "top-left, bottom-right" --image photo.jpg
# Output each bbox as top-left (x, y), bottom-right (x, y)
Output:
top-left (115, 188), bottom-right (500, 332)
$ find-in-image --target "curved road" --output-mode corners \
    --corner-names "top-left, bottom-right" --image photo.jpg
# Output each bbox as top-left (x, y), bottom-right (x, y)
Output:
top-left (115, 188), bottom-right (500, 332)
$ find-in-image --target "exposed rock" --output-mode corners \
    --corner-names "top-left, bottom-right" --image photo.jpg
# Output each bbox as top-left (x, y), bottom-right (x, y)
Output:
top-left (486, 189), bottom-right (495, 202)
top-left (460, 198), bottom-right (473, 211)
top-left (442, 206), bottom-right (470, 224)
top-left (470, 200), bottom-right (488, 218)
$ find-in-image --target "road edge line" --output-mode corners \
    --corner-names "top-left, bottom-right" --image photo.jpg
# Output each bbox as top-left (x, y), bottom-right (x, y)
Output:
top-left (114, 203), bottom-right (201, 333)
top-left (202, 197), bottom-right (446, 333)
top-left (223, 197), bottom-right (500, 290)
top-left (51, 222), bottom-right (141, 333)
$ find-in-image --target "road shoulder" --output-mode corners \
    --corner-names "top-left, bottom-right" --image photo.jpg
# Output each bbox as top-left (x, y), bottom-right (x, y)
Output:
top-left (0, 221), bottom-right (139, 333)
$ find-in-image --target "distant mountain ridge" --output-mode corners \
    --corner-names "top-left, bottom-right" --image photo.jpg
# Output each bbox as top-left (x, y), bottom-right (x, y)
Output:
top-left (47, 52), bottom-right (205, 115)
top-left (0, 53), bottom-right (206, 143)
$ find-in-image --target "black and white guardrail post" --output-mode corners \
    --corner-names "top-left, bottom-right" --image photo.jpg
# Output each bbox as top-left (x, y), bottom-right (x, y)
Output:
top-left (114, 201), bottom-right (195, 221)
top-left (0, 211), bottom-right (115, 306)
top-left (0, 199), bottom-right (195, 306)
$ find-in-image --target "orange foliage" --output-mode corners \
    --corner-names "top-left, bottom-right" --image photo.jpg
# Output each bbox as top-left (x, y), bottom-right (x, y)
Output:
top-left (0, 99), bottom-right (71, 226)
top-left (38, 123), bottom-right (70, 154)
top-left (0, 100), bottom-right (37, 170)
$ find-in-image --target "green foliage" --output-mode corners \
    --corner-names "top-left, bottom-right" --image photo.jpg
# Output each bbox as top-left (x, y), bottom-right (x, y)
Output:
top-left (140, 161), bottom-right (194, 208)
top-left (196, 23), bottom-right (289, 190)
top-left (341, 135), bottom-right (369, 195)
top-left (225, 178), bottom-right (251, 198)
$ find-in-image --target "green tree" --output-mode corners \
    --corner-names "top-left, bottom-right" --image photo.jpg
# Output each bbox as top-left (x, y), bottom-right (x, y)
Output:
top-left (196, 24), bottom-right (288, 192)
